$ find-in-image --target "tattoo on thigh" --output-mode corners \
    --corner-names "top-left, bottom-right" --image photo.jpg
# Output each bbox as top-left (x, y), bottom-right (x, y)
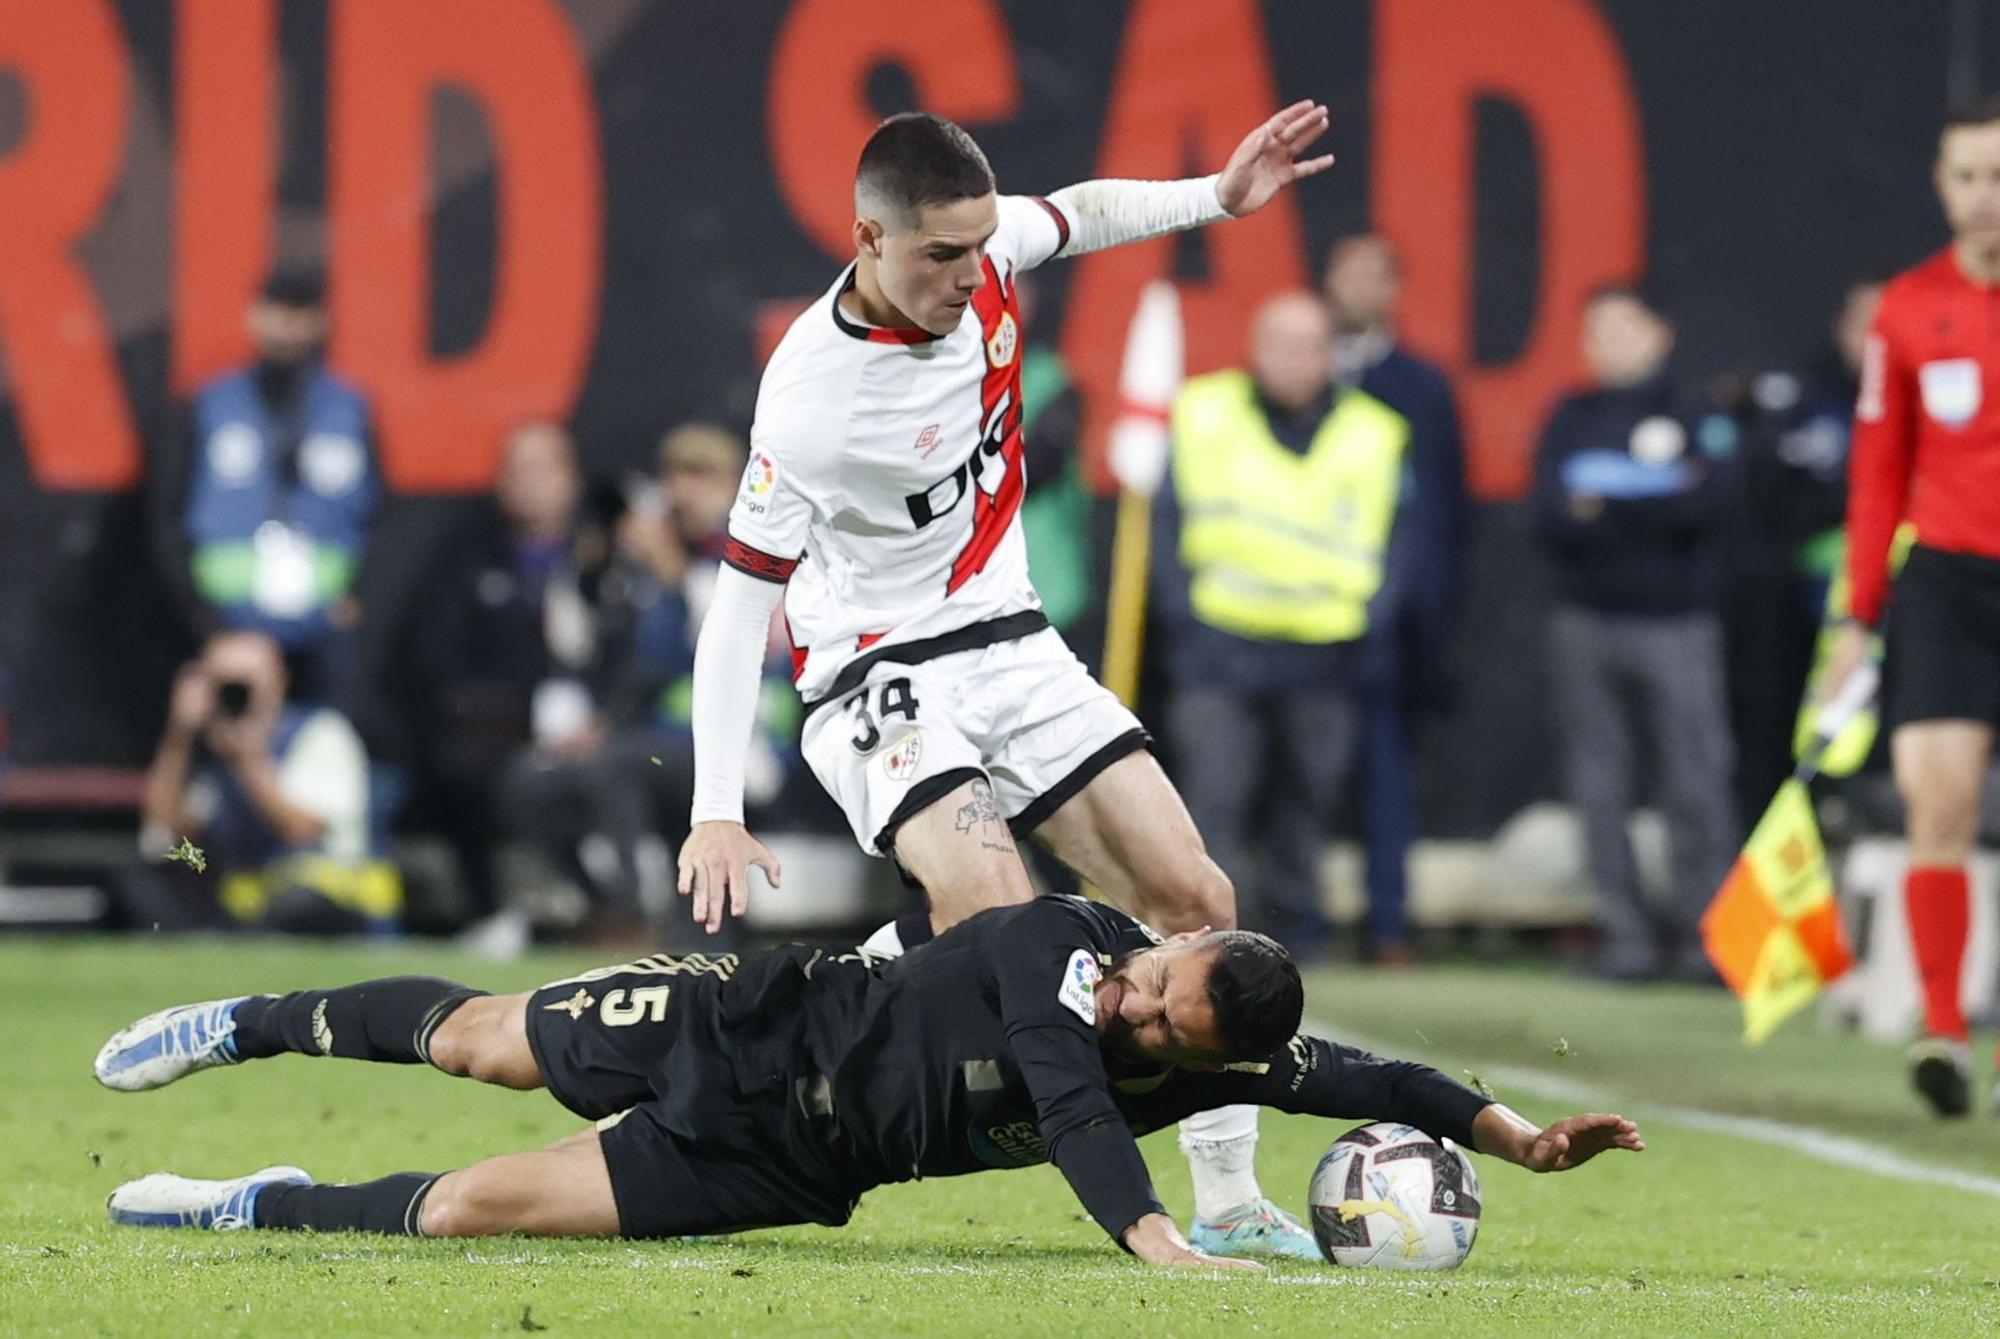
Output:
top-left (954, 779), bottom-right (1012, 852)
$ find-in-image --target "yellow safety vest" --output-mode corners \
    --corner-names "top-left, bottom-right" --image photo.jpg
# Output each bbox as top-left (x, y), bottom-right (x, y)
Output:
top-left (1171, 369), bottom-right (1408, 643)
top-left (220, 855), bottom-right (403, 925)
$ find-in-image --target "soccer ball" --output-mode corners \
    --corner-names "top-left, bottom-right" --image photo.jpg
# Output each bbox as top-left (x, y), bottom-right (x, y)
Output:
top-left (1307, 1122), bottom-right (1482, 1270)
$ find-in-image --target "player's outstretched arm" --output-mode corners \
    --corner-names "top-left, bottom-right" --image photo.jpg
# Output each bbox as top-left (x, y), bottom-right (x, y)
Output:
top-left (681, 565), bottom-right (786, 933)
top-left (1471, 1104), bottom-right (1645, 1173)
top-left (1213, 98), bottom-right (1334, 217)
top-left (1033, 100), bottom-right (1332, 263)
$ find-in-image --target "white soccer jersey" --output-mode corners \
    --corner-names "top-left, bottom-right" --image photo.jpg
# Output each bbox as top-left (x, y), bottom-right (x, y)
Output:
top-left (723, 194), bottom-right (1074, 705)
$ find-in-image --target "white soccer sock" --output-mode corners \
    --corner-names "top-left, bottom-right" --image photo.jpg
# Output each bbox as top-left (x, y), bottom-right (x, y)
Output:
top-left (861, 919), bottom-right (906, 957)
top-left (1178, 1103), bottom-right (1262, 1220)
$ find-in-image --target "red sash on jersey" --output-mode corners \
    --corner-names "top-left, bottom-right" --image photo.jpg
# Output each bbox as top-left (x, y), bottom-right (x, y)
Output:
top-left (950, 257), bottom-right (1028, 594)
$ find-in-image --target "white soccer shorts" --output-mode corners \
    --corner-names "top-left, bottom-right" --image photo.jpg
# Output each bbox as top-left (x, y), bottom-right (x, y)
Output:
top-left (800, 624), bottom-right (1149, 856)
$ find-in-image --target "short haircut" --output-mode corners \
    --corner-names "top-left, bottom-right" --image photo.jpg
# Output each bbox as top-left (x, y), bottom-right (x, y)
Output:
top-left (854, 112), bottom-right (996, 223)
top-left (1942, 94), bottom-right (2000, 138)
top-left (1203, 931), bottom-right (1304, 1059)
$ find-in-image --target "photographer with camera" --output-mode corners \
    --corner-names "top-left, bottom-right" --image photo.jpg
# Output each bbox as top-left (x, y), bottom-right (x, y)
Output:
top-left (130, 630), bottom-right (397, 935)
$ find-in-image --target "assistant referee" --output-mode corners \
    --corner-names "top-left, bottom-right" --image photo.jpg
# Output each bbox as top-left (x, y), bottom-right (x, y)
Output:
top-left (1825, 97), bottom-right (2000, 1117)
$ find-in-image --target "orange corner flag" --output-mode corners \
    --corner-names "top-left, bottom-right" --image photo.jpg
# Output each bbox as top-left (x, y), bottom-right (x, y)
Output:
top-left (1700, 779), bottom-right (1854, 1044)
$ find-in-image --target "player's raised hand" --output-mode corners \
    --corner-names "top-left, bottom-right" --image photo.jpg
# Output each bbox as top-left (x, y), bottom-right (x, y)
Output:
top-left (1521, 1112), bottom-right (1645, 1172)
top-left (677, 820), bottom-right (782, 934)
top-left (1215, 99), bottom-right (1335, 218)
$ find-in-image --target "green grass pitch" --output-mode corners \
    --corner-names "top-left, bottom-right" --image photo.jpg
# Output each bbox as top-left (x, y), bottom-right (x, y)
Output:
top-left (4, 937), bottom-right (1998, 1337)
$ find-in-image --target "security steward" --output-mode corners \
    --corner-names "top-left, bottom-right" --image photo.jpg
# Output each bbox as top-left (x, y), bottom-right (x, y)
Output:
top-left (1152, 290), bottom-right (1419, 957)
top-left (178, 269), bottom-right (378, 697)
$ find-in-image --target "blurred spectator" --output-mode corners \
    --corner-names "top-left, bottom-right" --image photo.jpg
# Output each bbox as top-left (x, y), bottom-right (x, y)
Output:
top-left (1322, 234), bottom-right (1468, 964)
top-left (496, 423), bottom-right (798, 944)
top-left (400, 421), bottom-right (598, 929)
top-left (1153, 291), bottom-right (1424, 958)
top-left (1716, 274), bottom-right (1887, 820)
top-left (1779, 275), bottom-right (1886, 612)
top-left (173, 271), bottom-right (379, 702)
top-left (130, 630), bottom-right (396, 934)
top-left (1529, 286), bottom-right (1739, 981)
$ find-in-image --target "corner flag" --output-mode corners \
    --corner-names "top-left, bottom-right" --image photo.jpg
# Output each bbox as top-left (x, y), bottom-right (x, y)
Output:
top-left (1699, 778), bottom-right (1853, 1043)
top-left (1701, 662), bottom-right (1873, 1043)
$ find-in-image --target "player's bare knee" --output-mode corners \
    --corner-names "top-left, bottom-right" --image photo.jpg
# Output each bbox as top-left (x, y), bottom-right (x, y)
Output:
top-left (424, 1001), bottom-right (486, 1077)
top-left (427, 995), bottom-right (527, 1084)
top-left (417, 1171), bottom-right (493, 1238)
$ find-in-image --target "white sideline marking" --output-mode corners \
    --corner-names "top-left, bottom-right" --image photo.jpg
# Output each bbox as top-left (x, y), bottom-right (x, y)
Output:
top-left (1311, 1019), bottom-right (2000, 1203)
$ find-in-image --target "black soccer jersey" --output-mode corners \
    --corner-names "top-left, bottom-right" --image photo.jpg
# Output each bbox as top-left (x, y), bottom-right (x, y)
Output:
top-left (697, 896), bottom-right (1496, 1244)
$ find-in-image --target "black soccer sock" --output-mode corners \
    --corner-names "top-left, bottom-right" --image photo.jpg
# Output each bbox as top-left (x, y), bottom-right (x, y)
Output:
top-left (231, 978), bottom-right (486, 1065)
top-left (894, 911), bottom-right (935, 951)
top-left (255, 1173), bottom-right (439, 1235)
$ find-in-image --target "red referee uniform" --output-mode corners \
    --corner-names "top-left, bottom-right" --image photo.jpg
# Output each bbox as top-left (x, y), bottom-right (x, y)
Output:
top-left (1847, 248), bottom-right (2000, 627)
top-left (1847, 246), bottom-right (2000, 1047)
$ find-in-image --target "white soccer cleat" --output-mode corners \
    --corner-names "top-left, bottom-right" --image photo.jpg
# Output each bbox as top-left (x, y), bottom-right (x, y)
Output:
top-left (105, 1165), bottom-right (312, 1231)
top-left (93, 997), bottom-right (251, 1092)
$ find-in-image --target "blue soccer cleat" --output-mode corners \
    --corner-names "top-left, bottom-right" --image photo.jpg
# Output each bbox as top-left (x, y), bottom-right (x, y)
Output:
top-left (1189, 1197), bottom-right (1323, 1260)
top-left (93, 997), bottom-right (252, 1092)
top-left (105, 1165), bottom-right (312, 1231)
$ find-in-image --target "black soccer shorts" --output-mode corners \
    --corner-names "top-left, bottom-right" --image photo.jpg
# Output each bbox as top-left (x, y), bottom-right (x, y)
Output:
top-left (524, 954), bottom-right (861, 1239)
top-left (1884, 545), bottom-right (2000, 729)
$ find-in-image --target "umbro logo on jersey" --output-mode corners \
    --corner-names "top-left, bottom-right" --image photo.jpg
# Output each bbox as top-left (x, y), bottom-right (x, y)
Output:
top-left (913, 423), bottom-right (943, 458)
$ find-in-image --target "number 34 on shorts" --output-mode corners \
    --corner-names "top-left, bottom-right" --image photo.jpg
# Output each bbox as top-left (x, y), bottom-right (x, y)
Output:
top-left (799, 627), bottom-right (1149, 857)
top-left (844, 677), bottom-right (921, 759)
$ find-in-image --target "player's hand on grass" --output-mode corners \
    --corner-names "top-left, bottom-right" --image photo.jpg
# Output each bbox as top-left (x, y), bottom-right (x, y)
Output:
top-left (676, 820), bottom-right (781, 934)
top-left (1122, 1212), bottom-right (1265, 1271)
top-left (1520, 1112), bottom-right (1645, 1172)
top-left (1215, 99), bottom-right (1334, 218)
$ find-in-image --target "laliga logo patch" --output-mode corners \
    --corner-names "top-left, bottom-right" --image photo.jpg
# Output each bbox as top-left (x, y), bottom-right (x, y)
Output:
top-left (882, 730), bottom-right (923, 782)
top-left (1057, 948), bottom-right (1099, 1024)
top-left (743, 450), bottom-right (777, 497)
top-left (986, 311), bottom-right (1018, 369)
